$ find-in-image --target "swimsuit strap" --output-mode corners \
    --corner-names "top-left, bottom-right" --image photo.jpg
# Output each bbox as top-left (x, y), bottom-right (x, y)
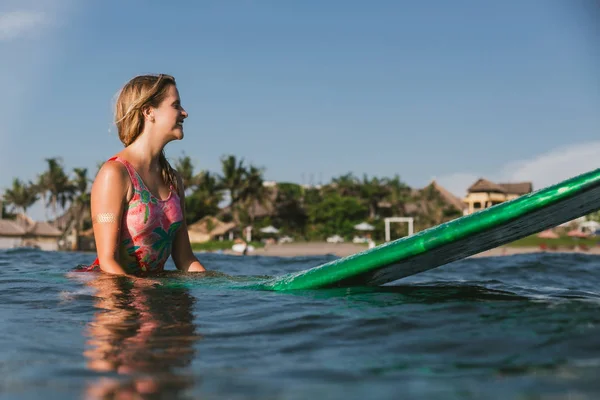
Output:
top-left (107, 156), bottom-right (144, 192)
top-left (107, 156), bottom-right (177, 195)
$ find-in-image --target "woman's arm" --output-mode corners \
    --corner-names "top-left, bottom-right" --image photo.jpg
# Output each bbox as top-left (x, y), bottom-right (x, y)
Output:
top-left (171, 173), bottom-right (206, 272)
top-left (90, 161), bottom-right (131, 275)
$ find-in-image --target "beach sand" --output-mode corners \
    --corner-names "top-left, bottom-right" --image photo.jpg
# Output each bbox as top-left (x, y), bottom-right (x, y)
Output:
top-left (223, 242), bottom-right (600, 258)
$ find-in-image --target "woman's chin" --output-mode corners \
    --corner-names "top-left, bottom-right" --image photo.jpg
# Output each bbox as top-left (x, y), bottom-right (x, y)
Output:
top-left (170, 130), bottom-right (184, 141)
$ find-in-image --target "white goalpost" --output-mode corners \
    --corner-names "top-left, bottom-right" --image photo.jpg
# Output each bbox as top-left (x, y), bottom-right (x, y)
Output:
top-left (384, 217), bottom-right (414, 242)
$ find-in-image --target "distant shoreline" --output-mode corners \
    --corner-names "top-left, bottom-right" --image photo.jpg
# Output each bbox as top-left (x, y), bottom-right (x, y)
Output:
top-left (214, 242), bottom-right (600, 258)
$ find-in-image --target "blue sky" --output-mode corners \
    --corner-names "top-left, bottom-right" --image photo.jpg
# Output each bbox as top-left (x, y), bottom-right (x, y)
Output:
top-left (1, 0), bottom-right (599, 221)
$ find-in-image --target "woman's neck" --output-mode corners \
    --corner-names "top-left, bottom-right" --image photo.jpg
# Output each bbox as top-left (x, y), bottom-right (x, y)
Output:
top-left (123, 134), bottom-right (164, 172)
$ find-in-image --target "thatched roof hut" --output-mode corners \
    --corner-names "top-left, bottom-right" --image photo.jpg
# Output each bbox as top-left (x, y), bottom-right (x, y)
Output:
top-left (0, 214), bottom-right (62, 250)
top-left (468, 179), bottom-right (533, 195)
top-left (400, 181), bottom-right (466, 221)
top-left (27, 222), bottom-right (62, 237)
top-left (15, 214), bottom-right (62, 237)
top-left (0, 219), bottom-right (26, 236)
top-left (188, 216), bottom-right (237, 243)
top-left (497, 182), bottom-right (533, 195)
top-left (429, 180), bottom-right (466, 212)
top-left (467, 179), bottom-right (508, 194)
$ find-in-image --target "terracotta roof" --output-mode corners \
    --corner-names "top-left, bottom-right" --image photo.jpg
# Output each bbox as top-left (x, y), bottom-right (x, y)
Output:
top-left (498, 182), bottom-right (533, 195)
top-left (467, 178), bottom-right (507, 194)
top-left (0, 219), bottom-right (26, 236)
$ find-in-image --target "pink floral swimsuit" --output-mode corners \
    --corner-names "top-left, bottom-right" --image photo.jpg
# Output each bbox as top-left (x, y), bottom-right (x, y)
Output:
top-left (83, 156), bottom-right (183, 274)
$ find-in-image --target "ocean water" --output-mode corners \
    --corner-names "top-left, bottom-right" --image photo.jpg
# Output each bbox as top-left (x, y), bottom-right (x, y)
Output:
top-left (1, 249), bottom-right (600, 399)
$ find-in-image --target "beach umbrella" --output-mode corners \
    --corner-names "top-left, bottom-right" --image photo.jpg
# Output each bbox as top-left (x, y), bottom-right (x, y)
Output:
top-left (354, 222), bottom-right (375, 231)
top-left (260, 225), bottom-right (279, 234)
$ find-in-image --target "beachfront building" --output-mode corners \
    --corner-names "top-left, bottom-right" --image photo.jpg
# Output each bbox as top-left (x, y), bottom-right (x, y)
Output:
top-left (463, 179), bottom-right (533, 215)
top-left (0, 214), bottom-right (62, 250)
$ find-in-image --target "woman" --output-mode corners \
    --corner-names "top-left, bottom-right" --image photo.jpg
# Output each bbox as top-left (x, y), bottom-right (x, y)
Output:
top-left (83, 74), bottom-right (206, 275)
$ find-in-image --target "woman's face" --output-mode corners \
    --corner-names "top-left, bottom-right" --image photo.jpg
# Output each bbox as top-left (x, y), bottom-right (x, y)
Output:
top-left (151, 84), bottom-right (188, 142)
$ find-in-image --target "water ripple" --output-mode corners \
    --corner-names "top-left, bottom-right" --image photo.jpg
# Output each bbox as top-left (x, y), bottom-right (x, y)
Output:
top-left (1, 249), bottom-right (600, 399)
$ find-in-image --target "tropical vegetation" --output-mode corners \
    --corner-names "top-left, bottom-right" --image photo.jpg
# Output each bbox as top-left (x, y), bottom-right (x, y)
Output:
top-left (4, 153), bottom-right (592, 249)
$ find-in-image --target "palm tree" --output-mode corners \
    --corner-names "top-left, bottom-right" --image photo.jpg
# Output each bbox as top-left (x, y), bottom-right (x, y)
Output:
top-left (273, 182), bottom-right (307, 236)
top-left (218, 154), bottom-right (247, 223)
top-left (240, 164), bottom-right (270, 225)
top-left (183, 170), bottom-right (223, 224)
top-left (386, 174), bottom-right (412, 215)
top-left (72, 168), bottom-right (91, 230)
top-left (1, 200), bottom-right (15, 219)
top-left (174, 154), bottom-right (198, 192)
top-left (37, 157), bottom-right (75, 221)
top-left (330, 173), bottom-right (359, 197)
top-left (359, 175), bottom-right (390, 220)
top-left (3, 178), bottom-right (38, 216)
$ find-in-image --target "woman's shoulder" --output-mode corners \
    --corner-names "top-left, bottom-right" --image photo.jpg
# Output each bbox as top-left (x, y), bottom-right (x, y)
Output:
top-left (93, 156), bottom-right (132, 192)
top-left (97, 156), bottom-right (129, 177)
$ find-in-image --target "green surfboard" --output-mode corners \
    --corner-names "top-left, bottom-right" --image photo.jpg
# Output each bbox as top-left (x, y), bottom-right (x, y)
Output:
top-left (261, 168), bottom-right (600, 291)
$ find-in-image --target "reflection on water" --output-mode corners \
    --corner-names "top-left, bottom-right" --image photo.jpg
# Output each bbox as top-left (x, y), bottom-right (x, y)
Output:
top-left (3, 250), bottom-right (600, 399)
top-left (82, 275), bottom-right (202, 399)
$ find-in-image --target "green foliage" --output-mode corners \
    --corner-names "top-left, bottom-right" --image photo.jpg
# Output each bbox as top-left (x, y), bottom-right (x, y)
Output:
top-left (306, 192), bottom-right (368, 239)
top-left (3, 178), bottom-right (38, 215)
top-left (586, 210), bottom-right (600, 223)
top-left (6, 152), bottom-right (470, 244)
top-left (174, 153), bottom-right (199, 191)
top-left (1, 201), bottom-right (16, 219)
top-left (37, 157), bottom-right (76, 220)
top-left (183, 171), bottom-right (222, 225)
top-left (267, 182), bottom-right (307, 236)
top-left (277, 182), bottom-right (304, 198)
top-left (358, 174), bottom-right (390, 219)
top-left (184, 191), bottom-right (221, 225)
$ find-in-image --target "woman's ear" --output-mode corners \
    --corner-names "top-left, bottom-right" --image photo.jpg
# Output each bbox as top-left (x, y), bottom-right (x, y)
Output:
top-left (141, 105), bottom-right (155, 123)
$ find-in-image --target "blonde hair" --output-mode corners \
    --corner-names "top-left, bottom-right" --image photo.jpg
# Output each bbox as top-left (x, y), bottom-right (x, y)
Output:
top-left (114, 73), bottom-right (180, 192)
